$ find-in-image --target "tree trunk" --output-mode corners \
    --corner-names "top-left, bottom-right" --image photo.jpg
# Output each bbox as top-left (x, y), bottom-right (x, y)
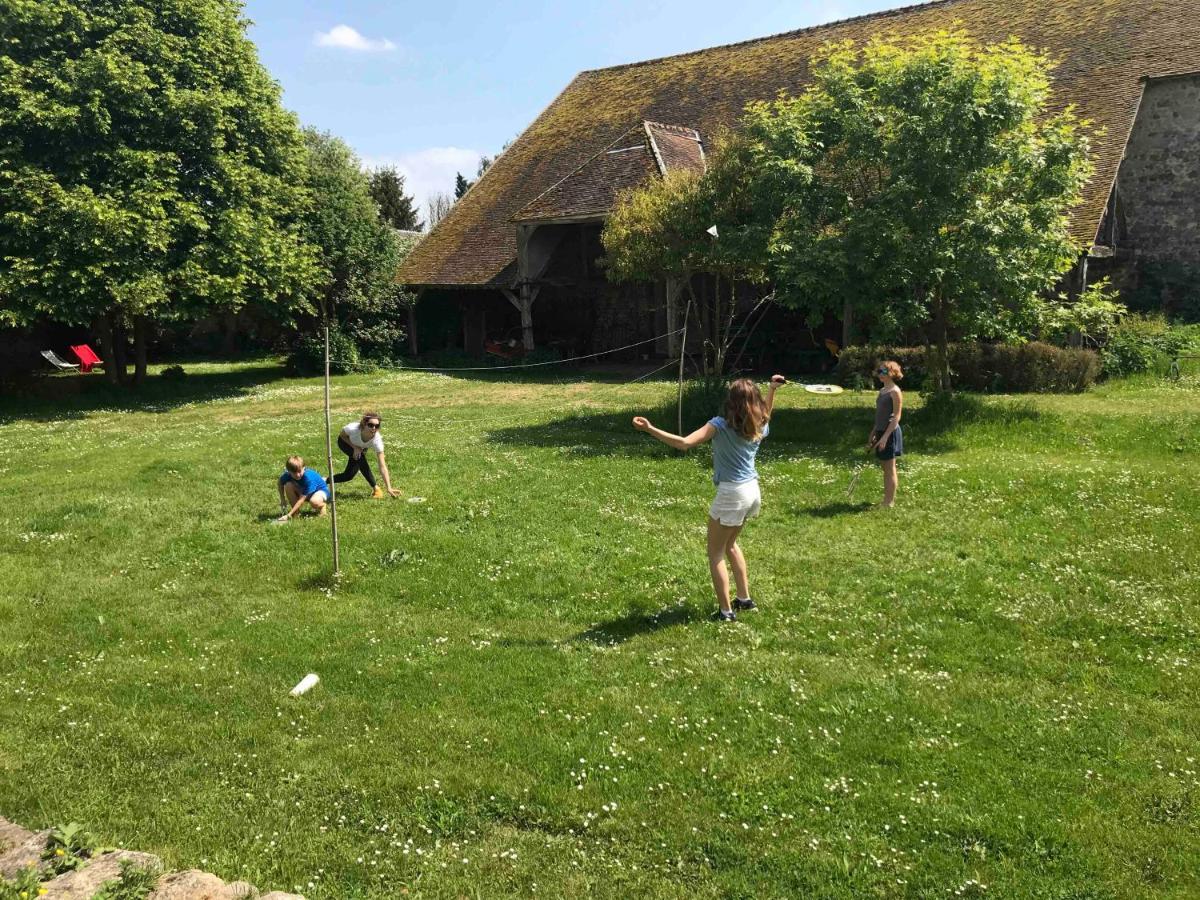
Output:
top-left (95, 313), bottom-right (119, 385)
top-left (222, 311), bottom-right (238, 357)
top-left (931, 291), bottom-right (951, 394)
top-left (841, 298), bottom-right (854, 349)
top-left (133, 316), bottom-right (149, 385)
top-left (111, 312), bottom-right (130, 385)
top-left (713, 275), bottom-right (723, 375)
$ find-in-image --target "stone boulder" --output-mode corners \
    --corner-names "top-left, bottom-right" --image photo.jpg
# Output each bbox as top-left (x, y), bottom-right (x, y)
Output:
top-left (41, 850), bottom-right (161, 899)
top-left (0, 824), bottom-right (51, 879)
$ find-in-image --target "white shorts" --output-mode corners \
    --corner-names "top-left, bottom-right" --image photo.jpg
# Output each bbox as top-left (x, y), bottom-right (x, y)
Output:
top-left (709, 480), bottom-right (761, 527)
top-left (309, 490), bottom-right (329, 504)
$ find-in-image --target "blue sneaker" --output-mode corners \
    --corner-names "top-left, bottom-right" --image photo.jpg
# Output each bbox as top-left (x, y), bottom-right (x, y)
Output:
top-left (712, 610), bottom-right (737, 623)
top-left (733, 598), bottom-right (757, 611)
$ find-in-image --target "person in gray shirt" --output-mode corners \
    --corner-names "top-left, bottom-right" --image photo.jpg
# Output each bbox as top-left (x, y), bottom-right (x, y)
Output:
top-left (868, 361), bottom-right (904, 507)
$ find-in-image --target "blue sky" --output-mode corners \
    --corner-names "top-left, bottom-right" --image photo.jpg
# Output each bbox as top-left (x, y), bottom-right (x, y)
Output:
top-left (242, 0), bottom-right (907, 215)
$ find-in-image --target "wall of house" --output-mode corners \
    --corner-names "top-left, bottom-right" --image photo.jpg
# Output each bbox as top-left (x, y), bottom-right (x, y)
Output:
top-left (1114, 73), bottom-right (1200, 265)
top-left (1101, 73), bottom-right (1200, 320)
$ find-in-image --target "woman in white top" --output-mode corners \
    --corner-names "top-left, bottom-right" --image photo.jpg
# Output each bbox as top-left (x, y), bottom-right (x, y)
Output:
top-left (331, 412), bottom-right (402, 498)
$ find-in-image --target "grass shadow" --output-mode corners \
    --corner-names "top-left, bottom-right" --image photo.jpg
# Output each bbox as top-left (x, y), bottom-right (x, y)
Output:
top-left (795, 501), bottom-right (874, 518)
top-left (485, 389), bottom-right (1047, 463)
top-left (0, 360), bottom-right (286, 424)
top-left (571, 602), bottom-right (699, 647)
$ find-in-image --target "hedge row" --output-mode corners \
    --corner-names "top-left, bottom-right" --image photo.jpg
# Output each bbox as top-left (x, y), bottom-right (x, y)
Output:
top-left (835, 342), bottom-right (1100, 392)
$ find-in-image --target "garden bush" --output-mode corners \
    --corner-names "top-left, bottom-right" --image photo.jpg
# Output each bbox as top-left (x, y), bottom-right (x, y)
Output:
top-left (1100, 314), bottom-right (1200, 378)
top-left (836, 342), bottom-right (1100, 392)
top-left (286, 329), bottom-right (362, 376)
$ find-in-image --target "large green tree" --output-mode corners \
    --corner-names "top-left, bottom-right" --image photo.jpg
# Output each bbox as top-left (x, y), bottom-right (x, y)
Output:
top-left (725, 31), bottom-right (1093, 389)
top-left (0, 0), bottom-right (316, 383)
top-left (300, 129), bottom-right (403, 359)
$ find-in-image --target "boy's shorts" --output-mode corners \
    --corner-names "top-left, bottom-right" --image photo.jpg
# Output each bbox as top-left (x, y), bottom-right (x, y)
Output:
top-left (875, 425), bottom-right (904, 461)
top-left (308, 489), bottom-right (329, 503)
top-left (709, 480), bottom-right (761, 527)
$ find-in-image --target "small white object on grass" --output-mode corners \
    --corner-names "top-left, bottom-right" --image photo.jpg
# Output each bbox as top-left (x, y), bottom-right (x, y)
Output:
top-left (407, 496), bottom-right (426, 504)
top-left (272, 514), bottom-right (289, 525)
top-left (706, 224), bottom-right (719, 238)
top-left (290, 673), bottom-right (319, 696)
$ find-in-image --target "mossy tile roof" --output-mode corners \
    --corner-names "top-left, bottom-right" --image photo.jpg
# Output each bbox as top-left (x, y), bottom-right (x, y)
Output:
top-left (399, 0), bottom-right (1200, 287)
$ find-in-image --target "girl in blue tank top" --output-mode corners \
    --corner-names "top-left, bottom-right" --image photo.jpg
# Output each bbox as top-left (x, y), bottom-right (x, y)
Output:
top-left (632, 375), bottom-right (785, 622)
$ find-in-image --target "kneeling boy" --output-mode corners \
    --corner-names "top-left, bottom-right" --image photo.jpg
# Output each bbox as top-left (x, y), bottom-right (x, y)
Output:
top-left (276, 455), bottom-right (330, 522)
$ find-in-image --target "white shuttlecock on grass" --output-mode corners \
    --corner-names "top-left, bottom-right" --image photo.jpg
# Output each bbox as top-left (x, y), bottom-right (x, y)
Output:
top-left (290, 673), bottom-right (319, 696)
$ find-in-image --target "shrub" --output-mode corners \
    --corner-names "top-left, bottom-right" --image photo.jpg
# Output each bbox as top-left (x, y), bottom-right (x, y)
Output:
top-left (680, 375), bottom-right (731, 424)
top-left (1040, 278), bottom-right (1125, 348)
top-left (343, 287), bottom-right (413, 365)
top-left (1101, 314), bottom-right (1200, 378)
top-left (836, 342), bottom-right (1100, 393)
top-left (160, 365), bottom-right (186, 381)
top-left (287, 329), bottom-right (361, 376)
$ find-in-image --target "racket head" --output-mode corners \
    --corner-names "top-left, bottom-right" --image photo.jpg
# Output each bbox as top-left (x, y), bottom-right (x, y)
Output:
top-left (803, 384), bottom-right (844, 395)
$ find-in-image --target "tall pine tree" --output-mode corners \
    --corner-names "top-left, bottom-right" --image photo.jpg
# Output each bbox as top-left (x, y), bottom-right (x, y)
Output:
top-left (368, 167), bottom-right (422, 231)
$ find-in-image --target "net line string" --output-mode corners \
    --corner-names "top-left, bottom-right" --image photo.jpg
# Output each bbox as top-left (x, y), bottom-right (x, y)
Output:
top-left (334, 358), bottom-right (685, 431)
top-left (390, 328), bottom-right (684, 372)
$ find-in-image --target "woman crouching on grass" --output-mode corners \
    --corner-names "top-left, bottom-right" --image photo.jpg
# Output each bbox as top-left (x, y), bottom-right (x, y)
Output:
top-left (869, 360), bottom-right (904, 508)
top-left (632, 375), bottom-right (785, 622)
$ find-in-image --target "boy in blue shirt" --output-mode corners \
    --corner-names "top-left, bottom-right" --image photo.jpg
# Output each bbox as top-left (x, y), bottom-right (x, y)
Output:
top-left (276, 455), bottom-right (330, 522)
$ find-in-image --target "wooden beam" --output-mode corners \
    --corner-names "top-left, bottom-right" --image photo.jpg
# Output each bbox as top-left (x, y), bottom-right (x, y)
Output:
top-left (665, 277), bottom-right (683, 358)
top-left (407, 288), bottom-right (424, 357)
top-left (502, 286), bottom-right (539, 351)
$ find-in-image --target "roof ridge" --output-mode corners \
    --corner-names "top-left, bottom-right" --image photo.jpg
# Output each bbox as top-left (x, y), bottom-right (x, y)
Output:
top-left (579, 0), bottom-right (962, 76)
top-left (644, 121), bottom-right (702, 138)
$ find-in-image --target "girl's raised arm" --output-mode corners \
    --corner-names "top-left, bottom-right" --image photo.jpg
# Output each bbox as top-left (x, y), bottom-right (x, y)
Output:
top-left (765, 374), bottom-right (786, 416)
top-left (632, 417), bottom-right (716, 451)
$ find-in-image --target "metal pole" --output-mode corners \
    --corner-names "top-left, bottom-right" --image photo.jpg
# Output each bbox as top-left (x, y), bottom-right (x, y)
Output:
top-left (324, 320), bottom-right (340, 575)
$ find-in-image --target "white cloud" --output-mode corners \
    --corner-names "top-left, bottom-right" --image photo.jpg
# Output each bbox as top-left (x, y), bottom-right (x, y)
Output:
top-left (361, 147), bottom-right (484, 226)
top-left (314, 25), bottom-right (396, 53)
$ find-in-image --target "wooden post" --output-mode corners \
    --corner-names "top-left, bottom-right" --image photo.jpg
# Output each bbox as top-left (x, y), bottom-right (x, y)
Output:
top-left (407, 289), bottom-right (422, 357)
top-left (502, 286), bottom-right (540, 352)
top-left (665, 278), bottom-right (682, 358)
top-left (323, 320), bottom-right (340, 576)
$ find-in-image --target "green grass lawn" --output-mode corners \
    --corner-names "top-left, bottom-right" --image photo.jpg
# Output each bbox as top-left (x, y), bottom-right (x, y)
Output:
top-left (1, 362), bottom-right (1197, 898)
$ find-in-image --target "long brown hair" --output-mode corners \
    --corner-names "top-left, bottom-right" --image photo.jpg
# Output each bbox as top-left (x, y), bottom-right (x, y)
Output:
top-left (724, 378), bottom-right (769, 441)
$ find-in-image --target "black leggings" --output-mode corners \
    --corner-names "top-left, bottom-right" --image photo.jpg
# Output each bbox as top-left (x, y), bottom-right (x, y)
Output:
top-left (333, 436), bottom-right (376, 488)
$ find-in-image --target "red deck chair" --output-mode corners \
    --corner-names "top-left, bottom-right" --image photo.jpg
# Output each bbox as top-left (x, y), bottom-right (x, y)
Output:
top-left (70, 344), bottom-right (103, 373)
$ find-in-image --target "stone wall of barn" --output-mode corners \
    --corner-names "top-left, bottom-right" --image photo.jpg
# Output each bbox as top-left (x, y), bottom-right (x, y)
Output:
top-left (1101, 73), bottom-right (1200, 319)
top-left (1113, 73), bottom-right (1200, 264)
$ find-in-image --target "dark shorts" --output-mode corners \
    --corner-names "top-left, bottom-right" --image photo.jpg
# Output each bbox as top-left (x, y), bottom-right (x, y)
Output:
top-left (875, 425), bottom-right (904, 461)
